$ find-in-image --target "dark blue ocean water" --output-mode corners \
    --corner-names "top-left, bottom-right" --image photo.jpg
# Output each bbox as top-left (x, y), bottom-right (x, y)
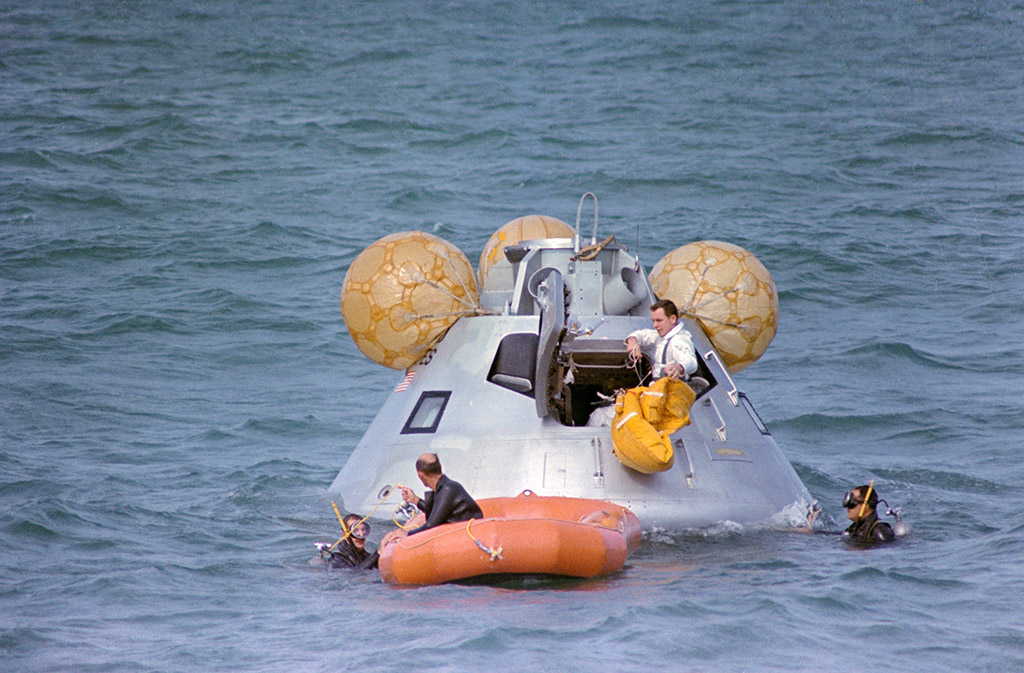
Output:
top-left (3, 1), bottom-right (1024, 671)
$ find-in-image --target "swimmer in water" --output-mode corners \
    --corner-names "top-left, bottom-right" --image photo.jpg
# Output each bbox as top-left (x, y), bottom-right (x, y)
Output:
top-left (842, 484), bottom-right (896, 543)
top-left (323, 514), bottom-right (378, 569)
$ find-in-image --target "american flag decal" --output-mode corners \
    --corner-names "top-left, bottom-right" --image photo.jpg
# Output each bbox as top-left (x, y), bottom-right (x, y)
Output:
top-left (393, 371), bottom-right (415, 392)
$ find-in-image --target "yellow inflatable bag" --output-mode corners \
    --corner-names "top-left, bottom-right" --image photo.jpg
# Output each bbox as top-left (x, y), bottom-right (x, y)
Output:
top-left (653, 377), bottom-right (696, 434)
top-left (611, 378), bottom-right (696, 474)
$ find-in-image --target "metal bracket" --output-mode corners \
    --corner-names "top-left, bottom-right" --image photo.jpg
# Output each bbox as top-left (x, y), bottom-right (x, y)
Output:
top-left (592, 437), bottom-right (605, 487)
top-left (704, 349), bottom-right (739, 405)
top-left (705, 397), bottom-right (727, 442)
top-left (674, 437), bottom-right (695, 487)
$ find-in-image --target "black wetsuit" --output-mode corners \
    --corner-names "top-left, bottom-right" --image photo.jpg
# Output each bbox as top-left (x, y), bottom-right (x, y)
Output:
top-left (845, 512), bottom-right (895, 543)
top-left (408, 474), bottom-right (483, 535)
top-left (327, 539), bottom-right (373, 569)
top-left (354, 549), bottom-right (379, 570)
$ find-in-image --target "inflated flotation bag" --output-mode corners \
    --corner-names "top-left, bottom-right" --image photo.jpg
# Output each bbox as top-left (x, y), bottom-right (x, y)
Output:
top-left (377, 493), bottom-right (641, 585)
top-left (478, 215), bottom-right (574, 287)
top-left (341, 231), bottom-right (480, 370)
top-left (649, 240), bottom-right (778, 373)
top-left (611, 377), bottom-right (696, 474)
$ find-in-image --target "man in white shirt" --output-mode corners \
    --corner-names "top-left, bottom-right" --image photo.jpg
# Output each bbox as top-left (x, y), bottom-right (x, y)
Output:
top-left (625, 299), bottom-right (698, 380)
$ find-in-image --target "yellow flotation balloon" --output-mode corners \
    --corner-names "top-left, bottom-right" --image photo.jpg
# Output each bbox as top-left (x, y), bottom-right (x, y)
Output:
top-left (478, 215), bottom-right (574, 287)
top-left (341, 231), bottom-right (479, 370)
top-left (649, 240), bottom-right (778, 373)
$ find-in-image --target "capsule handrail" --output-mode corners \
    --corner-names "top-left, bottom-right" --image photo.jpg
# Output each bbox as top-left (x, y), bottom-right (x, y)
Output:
top-left (704, 349), bottom-right (739, 406)
top-left (705, 397), bottom-right (728, 442)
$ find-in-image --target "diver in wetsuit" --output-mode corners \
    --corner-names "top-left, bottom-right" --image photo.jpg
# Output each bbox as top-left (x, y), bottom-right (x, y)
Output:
top-left (325, 515), bottom-right (379, 569)
top-left (843, 484), bottom-right (896, 543)
top-left (399, 453), bottom-right (483, 535)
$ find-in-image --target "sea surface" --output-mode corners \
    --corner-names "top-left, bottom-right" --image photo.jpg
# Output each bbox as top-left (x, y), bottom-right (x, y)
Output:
top-left (3, 1), bottom-right (1024, 671)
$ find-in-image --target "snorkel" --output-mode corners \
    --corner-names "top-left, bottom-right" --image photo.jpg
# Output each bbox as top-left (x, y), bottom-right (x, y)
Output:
top-left (332, 501), bottom-right (351, 536)
top-left (858, 480), bottom-right (875, 519)
top-left (314, 501), bottom-right (357, 557)
top-left (328, 501), bottom-right (354, 551)
top-left (843, 480), bottom-right (909, 537)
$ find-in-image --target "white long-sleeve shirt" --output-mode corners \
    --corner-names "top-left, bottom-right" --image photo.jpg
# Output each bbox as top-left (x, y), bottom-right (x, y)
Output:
top-left (627, 322), bottom-right (698, 379)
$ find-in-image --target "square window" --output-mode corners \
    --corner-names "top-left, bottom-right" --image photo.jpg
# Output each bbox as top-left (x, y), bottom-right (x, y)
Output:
top-left (401, 391), bottom-right (452, 434)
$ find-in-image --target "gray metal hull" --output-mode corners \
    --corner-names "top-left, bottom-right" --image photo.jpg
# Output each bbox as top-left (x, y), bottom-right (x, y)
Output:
top-left (331, 233), bottom-right (814, 531)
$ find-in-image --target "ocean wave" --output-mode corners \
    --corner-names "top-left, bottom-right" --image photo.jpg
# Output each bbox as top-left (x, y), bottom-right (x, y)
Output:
top-left (173, 9), bottom-right (219, 23)
top-left (3, 229), bottom-right (146, 273)
top-left (839, 340), bottom-right (947, 367)
top-left (239, 417), bottom-right (327, 438)
top-left (0, 149), bottom-right (58, 170)
top-left (878, 126), bottom-right (1009, 148)
top-left (386, 186), bottom-right (462, 210)
top-left (0, 627), bottom-right (54, 655)
top-left (328, 116), bottom-right (432, 133)
top-left (774, 410), bottom-right (920, 434)
top-left (339, 48), bottom-right (416, 67)
top-left (410, 129), bottom-right (511, 152)
top-left (2, 519), bottom-right (59, 541)
top-left (214, 47), bottom-right (315, 74)
top-left (873, 468), bottom-right (1006, 495)
top-left (0, 479), bottom-right (59, 499)
top-left (565, 14), bottom-right (659, 30)
top-left (84, 312), bottom-right (188, 337)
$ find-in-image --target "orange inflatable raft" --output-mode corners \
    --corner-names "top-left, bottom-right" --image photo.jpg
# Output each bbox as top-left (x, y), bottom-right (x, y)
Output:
top-left (378, 491), bottom-right (641, 585)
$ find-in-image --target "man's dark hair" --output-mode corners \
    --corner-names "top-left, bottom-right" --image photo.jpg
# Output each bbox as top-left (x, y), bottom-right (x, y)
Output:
top-left (853, 485), bottom-right (879, 508)
top-left (342, 514), bottom-right (369, 538)
top-left (650, 298), bottom-right (679, 318)
top-left (416, 453), bottom-right (442, 475)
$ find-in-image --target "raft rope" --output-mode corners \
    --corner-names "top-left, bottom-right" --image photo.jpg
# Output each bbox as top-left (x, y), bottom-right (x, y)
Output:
top-left (398, 273), bottom-right (476, 315)
top-left (465, 519), bottom-right (503, 561)
top-left (577, 234), bottom-right (616, 261)
top-left (332, 501), bottom-right (351, 535)
top-left (437, 245), bottom-right (476, 309)
top-left (626, 350), bottom-right (654, 387)
top-left (409, 308), bottom-right (496, 321)
top-left (400, 250), bottom-right (498, 326)
top-left (681, 263), bottom-right (711, 317)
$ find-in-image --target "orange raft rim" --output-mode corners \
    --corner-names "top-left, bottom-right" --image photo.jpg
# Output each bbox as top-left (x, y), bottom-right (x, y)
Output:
top-left (377, 491), bottom-right (642, 585)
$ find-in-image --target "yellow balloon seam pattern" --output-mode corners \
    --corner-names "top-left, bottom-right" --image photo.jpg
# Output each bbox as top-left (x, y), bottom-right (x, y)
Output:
top-left (342, 222), bottom-right (777, 374)
top-left (341, 231), bottom-right (479, 370)
top-left (649, 240), bottom-right (778, 373)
